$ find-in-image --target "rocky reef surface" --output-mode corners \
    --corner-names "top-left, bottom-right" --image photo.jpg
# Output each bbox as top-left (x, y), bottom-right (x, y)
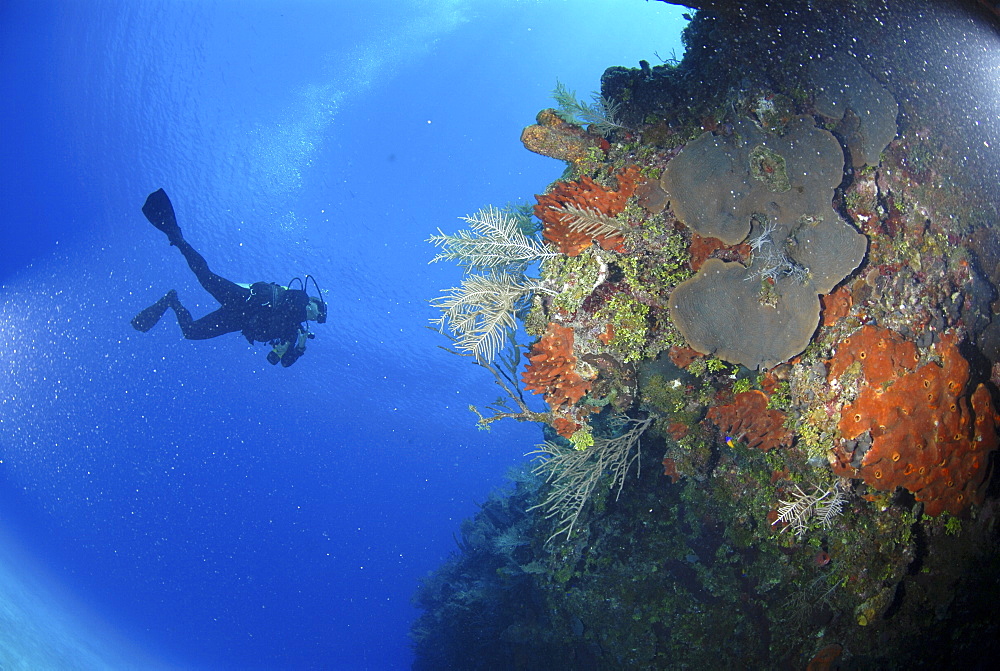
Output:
top-left (416, 1), bottom-right (1000, 668)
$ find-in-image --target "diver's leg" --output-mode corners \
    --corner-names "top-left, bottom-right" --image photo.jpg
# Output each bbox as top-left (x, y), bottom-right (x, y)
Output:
top-left (173, 306), bottom-right (245, 340)
top-left (131, 291), bottom-right (244, 340)
top-left (171, 237), bottom-right (249, 306)
top-left (142, 190), bottom-right (248, 306)
top-left (142, 189), bottom-right (183, 244)
top-left (131, 289), bottom-right (178, 332)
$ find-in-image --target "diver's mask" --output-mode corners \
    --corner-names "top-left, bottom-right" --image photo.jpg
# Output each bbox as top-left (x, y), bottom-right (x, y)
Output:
top-left (306, 296), bottom-right (327, 323)
top-left (287, 275), bottom-right (327, 324)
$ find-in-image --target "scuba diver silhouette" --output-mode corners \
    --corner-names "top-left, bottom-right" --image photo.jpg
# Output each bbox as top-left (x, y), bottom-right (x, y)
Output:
top-left (131, 189), bottom-right (327, 367)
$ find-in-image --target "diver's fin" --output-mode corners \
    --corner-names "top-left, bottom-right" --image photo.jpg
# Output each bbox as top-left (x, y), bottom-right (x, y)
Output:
top-left (131, 289), bottom-right (177, 332)
top-left (142, 189), bottom-right (182, 244)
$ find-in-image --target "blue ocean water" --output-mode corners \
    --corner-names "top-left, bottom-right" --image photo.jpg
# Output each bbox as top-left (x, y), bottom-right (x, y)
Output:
top-left (0, 1), bottom-right (686, 668)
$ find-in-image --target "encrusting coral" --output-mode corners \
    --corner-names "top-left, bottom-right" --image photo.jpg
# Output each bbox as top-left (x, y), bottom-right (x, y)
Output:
top-left (669, 256), bottom-right (823, 370)
top-left (521, 108), bottom-right (609, 167)
top-left (534, 165), bottom-right (641, 256)
top-left (522, 322), bottom-right (593, 437)
top-left (706, 389), bottom-right (793, 451)
top-left (830, 326), bottom-right (999, 516)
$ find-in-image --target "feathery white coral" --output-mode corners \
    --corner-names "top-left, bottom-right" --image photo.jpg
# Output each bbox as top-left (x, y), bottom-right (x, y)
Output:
top-left (529, 416), bottom-right (654, 543)
top-left (552, 204), bottom-right (624, 240)
top-left (744, 217), bottom-right (808, 283)
top-left (773, 482), bottom-right (847, 538)
top-left (552, 80), bottom-right (624, 137)
top-left (493, 524), bottom-right (529, 556)
top-left (427, 206), bottom-right (557, 274)
top-left (430, 272), bottom-right (547, 363)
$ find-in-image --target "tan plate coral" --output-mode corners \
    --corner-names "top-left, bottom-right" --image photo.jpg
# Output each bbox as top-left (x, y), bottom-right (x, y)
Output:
top-left (662, 117), bottom-right (873, 369)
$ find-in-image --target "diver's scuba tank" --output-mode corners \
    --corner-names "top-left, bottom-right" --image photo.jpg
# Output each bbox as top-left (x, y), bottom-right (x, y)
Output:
top-left (256, 274), bottom-right (325, 367)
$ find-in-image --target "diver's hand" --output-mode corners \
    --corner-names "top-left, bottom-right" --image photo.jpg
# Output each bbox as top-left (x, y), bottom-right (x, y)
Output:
top-left (279, 330), bottom-right (309, 367)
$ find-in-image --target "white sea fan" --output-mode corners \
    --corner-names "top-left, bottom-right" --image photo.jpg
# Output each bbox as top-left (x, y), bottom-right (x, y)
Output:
top-left (552, 80), bottom-right (625, 137)
top-left (430, 271), bottom-right (550, 363)
top-left (428, 205), bottom-right (557, 274)
top-left (773, 482), bottom-right (847, 538)
top-left (529, 415), bottom-right (654, 543)
top-left (814, 486), bottom-right (848, 528)
top-left (551, 204), bottom-right (624, 240)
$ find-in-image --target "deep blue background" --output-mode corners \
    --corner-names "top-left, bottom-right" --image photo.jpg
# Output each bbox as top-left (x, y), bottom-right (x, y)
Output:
top-left (0, 1), bottom-right (685, 668)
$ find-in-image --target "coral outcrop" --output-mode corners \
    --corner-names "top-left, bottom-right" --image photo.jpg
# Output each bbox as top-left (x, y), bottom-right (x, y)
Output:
top-left (522, 322), bottom-right (592, 437)
top-left (830, 327), bottom-right (999, 516)
top-left (534, 166), bottom-right (641, 256)
top-left (521, 108), bottom-right (608, 166)
top-left (706, 389), bottom-right (793, 451)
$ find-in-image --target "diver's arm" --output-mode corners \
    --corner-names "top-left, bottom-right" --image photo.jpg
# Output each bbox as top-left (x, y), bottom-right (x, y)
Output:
top-left (266, 327), bottom-right (311, 367)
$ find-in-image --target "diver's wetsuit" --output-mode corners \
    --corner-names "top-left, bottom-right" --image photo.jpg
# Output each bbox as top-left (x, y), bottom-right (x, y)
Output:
top-left (132, 189), bottom-right (314, 367)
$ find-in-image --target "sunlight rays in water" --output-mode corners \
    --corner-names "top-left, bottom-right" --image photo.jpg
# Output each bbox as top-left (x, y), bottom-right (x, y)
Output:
top-left (241, 0), bottom-right (473, 234)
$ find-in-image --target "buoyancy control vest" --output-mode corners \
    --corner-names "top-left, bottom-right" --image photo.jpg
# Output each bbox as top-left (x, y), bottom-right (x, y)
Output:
top-left (240, 282), bottom-right (309, 344)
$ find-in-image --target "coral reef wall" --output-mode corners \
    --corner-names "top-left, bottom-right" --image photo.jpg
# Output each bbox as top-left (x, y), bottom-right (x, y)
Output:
top-left (417, 1), bottom-right (1000, 668)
